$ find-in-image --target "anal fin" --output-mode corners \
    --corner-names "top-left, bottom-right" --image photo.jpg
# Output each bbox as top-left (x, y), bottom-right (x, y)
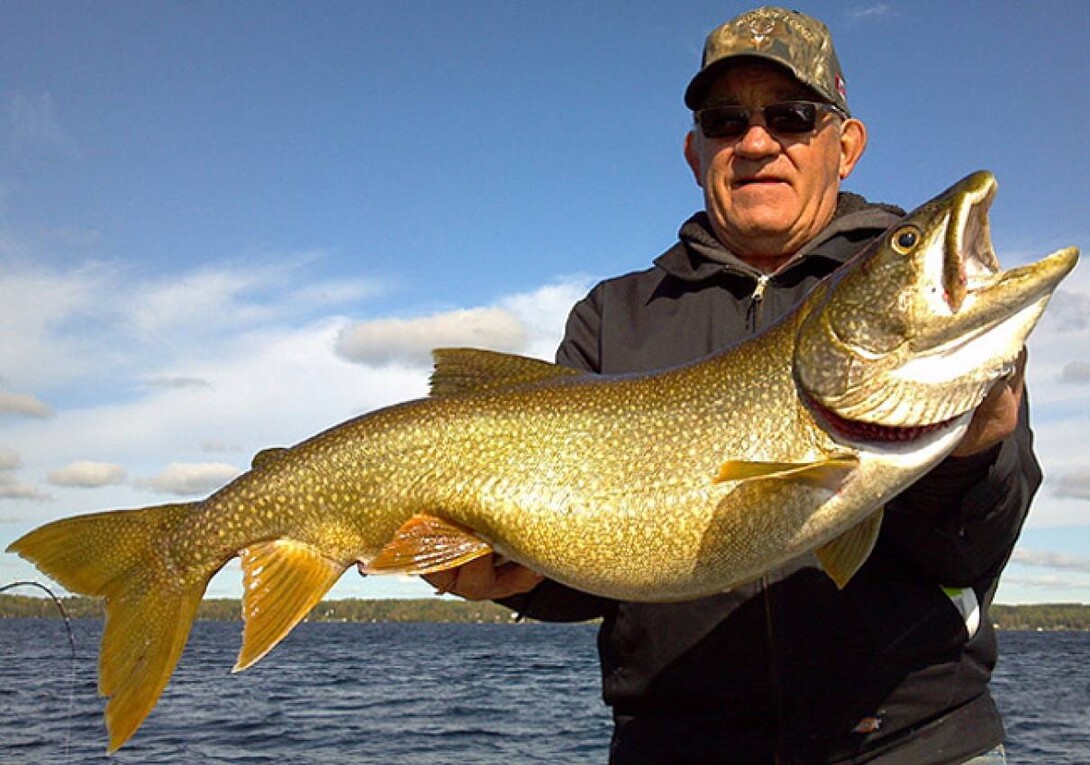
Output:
top-left (235, 539), bottom-right (346, 672)
top-left (361, 513), bottom-right (493, 576)
top-left (815, 509), bottom-right (884, 589)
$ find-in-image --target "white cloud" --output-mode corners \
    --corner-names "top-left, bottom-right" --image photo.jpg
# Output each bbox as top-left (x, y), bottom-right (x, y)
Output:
top-left (0, 261), bottom-right (112, 391)
top-left (1000, 572), bottom-right (1090, 596)
top-left (336, 307), bottom-right (528, 367)
top-left (0, 447), bottom-right (48, 500)
top-left (4, 92), bottom-right (73, 155)
top-left (1059, 361), bottom-right (1090, 384)
top-left (1019, 264), bottom-right (1090, 532)
top-left (47, 461), bottom-right (127, 488)
top-left (1041, 286), bottom-right (1090, 332)
top-left (846, 4), bottom-right (892, 21)
top-left (144, 376), bottom-right (212, 390)
top-left (0, 391), bottom-right (53, 418)
top-left (289, 278), bottom-right (387, 309)
top-left (0, 448), bottom-right (21, 471)
top-left (127, 266), bottom-right (278, 338)
top-left (201, 439), bottom-right (243, 454)
top-left (135, 462), bottom-right (242, 496)
top-left (0, 474), bottom-right (50, 501)
top-left (498, 277), bottom-right (592, 360)
top-left (1051, 471), bottom-right (1090, 501)
top-left (1011, 549), bottom-right (1090, 573)
top-left (333, 278), bottom-right (592, 369)
top-left (0, 257), bottom-right (388, 395)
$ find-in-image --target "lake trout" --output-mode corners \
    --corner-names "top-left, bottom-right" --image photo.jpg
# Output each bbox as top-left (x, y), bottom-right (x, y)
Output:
top-left (7, 171), bottom-right (1078, 751)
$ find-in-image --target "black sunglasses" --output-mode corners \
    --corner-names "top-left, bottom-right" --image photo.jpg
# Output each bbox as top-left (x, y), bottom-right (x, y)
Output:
top-left (695, 101), bottom-right (845, 139)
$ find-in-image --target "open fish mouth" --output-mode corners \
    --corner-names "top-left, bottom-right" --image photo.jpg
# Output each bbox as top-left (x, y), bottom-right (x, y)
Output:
top-left (794, 171), bottom-right (1079, 431)
top-left (940, 170), bottom-right (999, 313)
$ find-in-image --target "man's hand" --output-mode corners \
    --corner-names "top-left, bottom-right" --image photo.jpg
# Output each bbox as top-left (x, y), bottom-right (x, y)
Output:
top-left (420, 555), bottom-right (544, 601)
top-left (951, 349), bottom-right (1026, 457)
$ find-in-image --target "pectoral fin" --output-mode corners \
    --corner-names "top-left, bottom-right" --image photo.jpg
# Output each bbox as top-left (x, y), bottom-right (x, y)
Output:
top-left (815, 509), bottom-right (884, 589)
top-left (715, 455), bottom-right (859, 490)
top-left (362, 513), bottom-right (494, 576)
top-left (235, 539), bottom-right (346, 672)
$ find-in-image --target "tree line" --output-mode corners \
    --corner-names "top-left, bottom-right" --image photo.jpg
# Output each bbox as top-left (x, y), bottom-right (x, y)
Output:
top-left (3, 594), bottom-right (1090, 629)
top-left (0, 594), bottom-right (520, 624)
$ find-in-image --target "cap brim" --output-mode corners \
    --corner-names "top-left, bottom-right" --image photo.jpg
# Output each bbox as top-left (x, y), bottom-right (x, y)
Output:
top-left (683, 53), bottom-right (810, 110)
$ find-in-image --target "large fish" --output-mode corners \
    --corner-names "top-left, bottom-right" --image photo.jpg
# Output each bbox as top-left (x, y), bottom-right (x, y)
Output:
top-left (7, 171), bottom-right (1078, 751)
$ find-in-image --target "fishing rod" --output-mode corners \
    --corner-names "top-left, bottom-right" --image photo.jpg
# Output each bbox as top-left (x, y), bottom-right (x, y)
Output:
top-left (1, 580), bottom-right (78, 763)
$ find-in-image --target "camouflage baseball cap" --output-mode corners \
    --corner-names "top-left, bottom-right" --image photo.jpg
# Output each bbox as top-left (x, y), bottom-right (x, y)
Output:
top-left (684, 6), bottom-right (850, 116)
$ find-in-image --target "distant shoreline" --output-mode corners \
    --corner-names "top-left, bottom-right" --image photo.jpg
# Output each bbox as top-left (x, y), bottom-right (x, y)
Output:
top-left (2, 593), bottom-right (1089, 630)
top-left (0, 594), bottom-right (523, 624)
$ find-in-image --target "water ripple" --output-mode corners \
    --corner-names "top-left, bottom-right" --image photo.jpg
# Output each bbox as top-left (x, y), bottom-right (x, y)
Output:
top-left (4, 620), bottom-right (1085, 763)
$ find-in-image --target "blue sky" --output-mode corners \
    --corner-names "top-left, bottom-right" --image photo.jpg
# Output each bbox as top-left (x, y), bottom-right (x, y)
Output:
top-left (1, 1), bottom-right (1087, 604)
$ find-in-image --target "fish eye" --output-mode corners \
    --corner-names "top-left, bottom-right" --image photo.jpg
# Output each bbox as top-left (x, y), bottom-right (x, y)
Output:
top-left (891, 226), bottom-right (920, 254)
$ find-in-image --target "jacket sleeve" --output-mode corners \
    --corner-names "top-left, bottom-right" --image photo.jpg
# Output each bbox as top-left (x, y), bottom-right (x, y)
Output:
top-left (498, 285), bottom-right (620, 622)
top-left (880, 393), bottom-right (1042, 586)
top-left (555, 286), bottom-right (604, 372)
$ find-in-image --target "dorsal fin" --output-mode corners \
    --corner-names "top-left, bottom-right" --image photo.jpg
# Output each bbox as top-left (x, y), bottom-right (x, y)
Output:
top-left (251, 447), bottom-right (290, 470)
top-left (429, 348), bottom-right (584, 397)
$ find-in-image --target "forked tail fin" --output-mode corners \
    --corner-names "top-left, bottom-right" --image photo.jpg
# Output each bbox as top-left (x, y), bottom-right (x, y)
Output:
top-left (6, 503), bottom-right (212, 752)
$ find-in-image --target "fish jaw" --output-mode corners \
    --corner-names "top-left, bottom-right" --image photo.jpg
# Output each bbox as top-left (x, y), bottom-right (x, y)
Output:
top-left (794, 171), bottom-right (1079, 429)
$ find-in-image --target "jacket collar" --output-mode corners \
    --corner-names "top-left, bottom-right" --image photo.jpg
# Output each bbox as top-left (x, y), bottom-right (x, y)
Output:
top-left (654, 192), bottom-right (905, 283)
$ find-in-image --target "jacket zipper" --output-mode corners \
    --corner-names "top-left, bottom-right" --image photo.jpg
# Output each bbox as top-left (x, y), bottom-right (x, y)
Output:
top-left (744, 271), bottom-right (789, 761)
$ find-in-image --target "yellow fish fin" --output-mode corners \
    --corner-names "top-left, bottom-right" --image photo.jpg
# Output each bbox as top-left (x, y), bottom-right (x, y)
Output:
top-left (714, 454), bottom-right (859, 489)
top-left (815, 508), bottom-right (884, 589)
top-left (100, 579), bottom-right (205, 752)
top-left (361, 513), bottom-right (494, 575)
top-left (235, 539), bottom-right (347, 672)
top-left (430, 348), bottom-right (584, 397)
top-left (250, 446), bottom-right (289, 470)
top-left (5, 502), bottom-right (209, 753)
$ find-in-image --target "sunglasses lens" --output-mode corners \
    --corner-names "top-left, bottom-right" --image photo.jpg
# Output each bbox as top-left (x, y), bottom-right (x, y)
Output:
top-left (697, 102), bottom-right (826, 139)
top-left (698, 106), bottom-right (750, 139)
top-left (764, 102), bottom-right (818, 133)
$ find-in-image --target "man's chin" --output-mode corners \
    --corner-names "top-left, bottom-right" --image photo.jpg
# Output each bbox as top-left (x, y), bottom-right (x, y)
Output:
top-left (730, 211), bottom-right (799, 242)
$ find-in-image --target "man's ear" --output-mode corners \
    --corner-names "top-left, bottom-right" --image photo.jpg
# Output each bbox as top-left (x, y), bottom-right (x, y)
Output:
top-left (684, 130), bottom-right (705, 187)
top-left (838, 118), bottom-right (867, 180)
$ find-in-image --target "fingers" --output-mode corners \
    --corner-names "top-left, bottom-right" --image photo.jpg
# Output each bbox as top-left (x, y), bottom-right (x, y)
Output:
top-left (359, 553), bottom-right (544, 601)
top-left (493, 561), bottom-right (546, 598)
top-left (1009, 348), bottom-right (1027, 396)
top-left (951, 347), bottom-right (1027, 457)
top-left (422, 555), bottom-right (544, 601)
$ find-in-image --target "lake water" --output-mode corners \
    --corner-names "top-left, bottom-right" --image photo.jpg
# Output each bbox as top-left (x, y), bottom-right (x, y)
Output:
top-left (1, 620), bottom-right (1087, 764)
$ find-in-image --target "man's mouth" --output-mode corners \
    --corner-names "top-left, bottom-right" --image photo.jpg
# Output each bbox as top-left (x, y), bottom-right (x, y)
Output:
top-left (733, 176), bottom-right (788, 188)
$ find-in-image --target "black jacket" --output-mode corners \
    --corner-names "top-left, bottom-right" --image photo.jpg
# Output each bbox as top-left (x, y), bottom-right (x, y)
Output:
top-left (506, 197), bottom-right (1042, 764)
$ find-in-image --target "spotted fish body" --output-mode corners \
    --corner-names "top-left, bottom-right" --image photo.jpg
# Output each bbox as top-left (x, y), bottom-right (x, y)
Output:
top-left (7, 172), bottom-right (1078, 751)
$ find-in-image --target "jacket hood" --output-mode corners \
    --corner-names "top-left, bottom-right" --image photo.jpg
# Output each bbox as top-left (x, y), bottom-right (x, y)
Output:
top-left (655, 192), bottom-right (905, 283)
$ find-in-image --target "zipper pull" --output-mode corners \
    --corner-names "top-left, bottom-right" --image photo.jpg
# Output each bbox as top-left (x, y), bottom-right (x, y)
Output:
top-left (745, 274), bottom-right (771, 331)
top-left (751, 274), bottom-right (770, 303)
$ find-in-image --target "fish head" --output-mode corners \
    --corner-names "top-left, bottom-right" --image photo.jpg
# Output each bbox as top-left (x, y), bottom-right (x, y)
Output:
top-left (795, 170), bottom-right (1078, 433)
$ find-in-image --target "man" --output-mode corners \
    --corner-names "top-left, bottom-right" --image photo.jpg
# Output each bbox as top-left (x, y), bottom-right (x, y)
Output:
top-left (424, 8), bottom-right (1036, 764)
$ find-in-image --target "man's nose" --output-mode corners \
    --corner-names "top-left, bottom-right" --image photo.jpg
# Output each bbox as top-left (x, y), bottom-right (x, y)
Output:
top-left (733, 122), bottom-right (780, 159)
